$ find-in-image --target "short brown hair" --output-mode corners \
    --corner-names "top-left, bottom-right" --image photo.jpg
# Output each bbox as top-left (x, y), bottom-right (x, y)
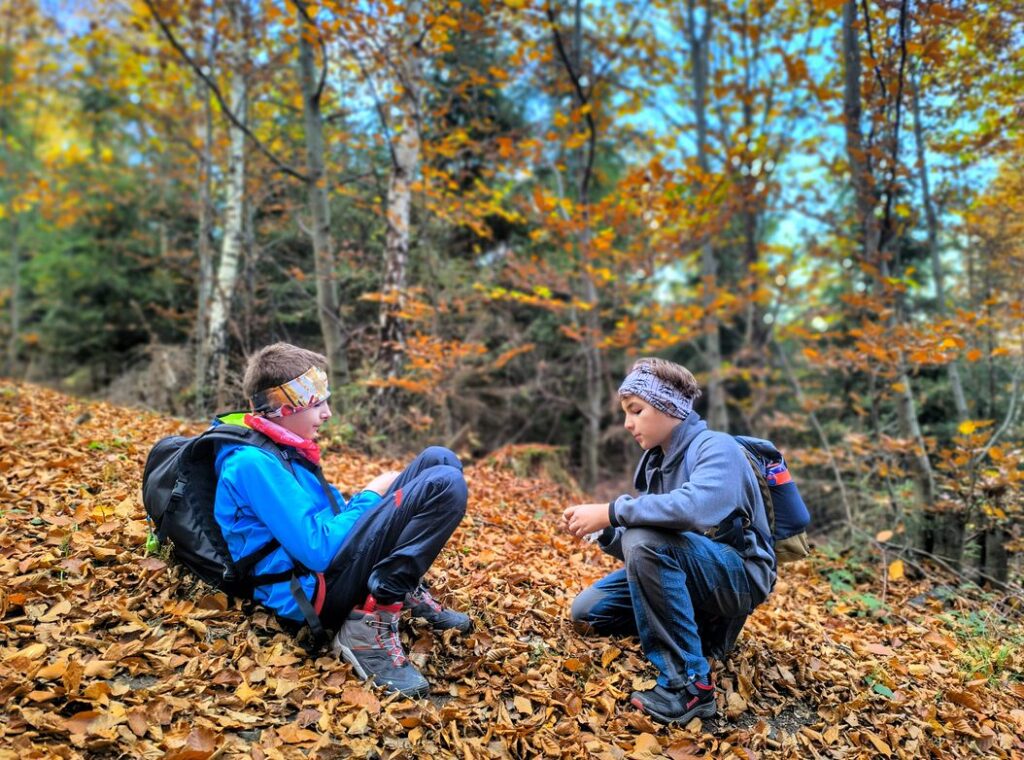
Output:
top-left (243, 342), bottom-right (329, 399)
top-left (629, 357), bottom-right (702, 400)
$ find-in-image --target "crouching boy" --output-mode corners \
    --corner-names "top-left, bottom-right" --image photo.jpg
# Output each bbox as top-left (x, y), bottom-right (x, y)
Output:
top-left (562, 358), bottom-right (776, 724)
top-left (214, 342), bottom-right (470, 697)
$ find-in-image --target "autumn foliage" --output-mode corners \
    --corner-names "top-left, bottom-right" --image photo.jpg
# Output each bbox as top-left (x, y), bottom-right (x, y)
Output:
top-left (2, 383), bottom-right (1023, 758)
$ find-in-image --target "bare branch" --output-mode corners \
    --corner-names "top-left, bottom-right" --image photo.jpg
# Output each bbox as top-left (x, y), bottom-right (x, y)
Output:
top-left (142, 0), bottom-right (309, 182)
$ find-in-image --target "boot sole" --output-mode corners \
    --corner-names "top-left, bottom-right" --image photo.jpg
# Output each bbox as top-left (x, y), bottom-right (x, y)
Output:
top-left (631, 697), bottom-right (717, 725)
top-left (333, 643), bottom-right (430, 698)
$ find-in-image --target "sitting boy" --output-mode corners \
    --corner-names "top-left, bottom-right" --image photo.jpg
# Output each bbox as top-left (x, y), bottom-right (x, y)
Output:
top-left (562, 358), bottom-right (776, 724)
top-left (213, 342), bottom-right (470, 697)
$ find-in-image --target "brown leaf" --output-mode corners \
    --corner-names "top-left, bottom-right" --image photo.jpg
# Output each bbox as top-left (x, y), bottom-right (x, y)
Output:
top-left (630, 732), bottom-right (662, 758)
top-left (947, 690), bottom-right (985, 713)
top-left (127, 708), bottom-right (148, 737)
top-left (63, 659), bottom-right (85, 695)
top-left (64, 710), bottom-right (101, 736)
top-left (38, 598), bottom-right (72, 622)
top-left (864, 642), bottom-right (896, 657)
top-left (341, 685), bottom-right (381, 714)
top-left (665, 742), bottom-right (702, 760)
top-left (725, 691), bottom-right (748, 718)
top-left (165, 727), bottom-right (220, 760)
top-left (277, 723), bottom-right (321, 744)
top-left (862, 730), bottom-right (892, 756)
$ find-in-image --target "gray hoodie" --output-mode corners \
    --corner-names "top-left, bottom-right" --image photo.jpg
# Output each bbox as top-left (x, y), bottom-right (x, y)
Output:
top-left (599, 411), bottom-right (777, 603)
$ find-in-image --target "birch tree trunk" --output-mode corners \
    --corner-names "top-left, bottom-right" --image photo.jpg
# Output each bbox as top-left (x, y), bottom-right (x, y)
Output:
top-left (686, 0), bottom-right (728, 430)
top-left (910, 66), bottom-right (968, 422)
top-left (380, 52), bottom-right (422, 377)
top-left (203, 3), bottom-right (247, 408)
top-left (297, 3), bottom-right (349, 387)
top-left (193, 68), bottom-right (215, 414)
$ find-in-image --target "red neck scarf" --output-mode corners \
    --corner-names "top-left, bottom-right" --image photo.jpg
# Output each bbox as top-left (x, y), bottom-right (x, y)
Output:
top-left (244, 413), bottom-right (321, 466)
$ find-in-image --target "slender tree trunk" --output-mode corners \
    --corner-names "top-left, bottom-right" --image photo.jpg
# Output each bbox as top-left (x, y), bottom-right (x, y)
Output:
top-left (6, 216), bottom-right (19, 377)
top-left (844, 0), bottom-right (934, 508)
top-left (203, 4), bottom-right (248, 408)
top-left (687, 0), bottom-right (728, 430)
top-left (297, 3), bottom-right (349, 387)
top-left (841, 0), bottom-right (879, 263)
top-left (194, 77), bottom-right (215, 415)
top-left (380, 92), bottom-right (420, 377)
top-left (910, 67), bottom-right (968, 421)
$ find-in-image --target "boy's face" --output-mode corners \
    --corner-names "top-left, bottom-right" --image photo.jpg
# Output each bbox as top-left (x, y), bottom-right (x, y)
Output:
top-left (276, 399), bottom-right (332, 441)
top-left (621, 395), bottom-right (681, 451)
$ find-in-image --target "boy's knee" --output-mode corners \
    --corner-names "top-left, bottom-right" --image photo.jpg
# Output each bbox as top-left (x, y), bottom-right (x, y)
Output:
top-left (621, 527), bottom-right (667, 564)
top-left (570, 589), bottom-right (598, 632)
top-left (423, 464), bottom-right (467, 509)
top-left (419, 446), bottom-right (463, 471)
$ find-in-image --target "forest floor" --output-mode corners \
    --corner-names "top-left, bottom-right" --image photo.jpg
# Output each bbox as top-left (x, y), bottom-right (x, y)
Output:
top-left (1, 381), bottom-right (1023, 759)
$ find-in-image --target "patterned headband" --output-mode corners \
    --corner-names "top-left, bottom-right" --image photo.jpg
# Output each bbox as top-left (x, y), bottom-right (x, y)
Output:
top-left (250, 366), bottom-right (331, 418)
top-left (618, 366), bottom-right (694, 420)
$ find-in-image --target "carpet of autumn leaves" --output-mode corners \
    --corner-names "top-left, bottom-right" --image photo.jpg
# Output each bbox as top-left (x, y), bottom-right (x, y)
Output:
top-left (2, 382), bottom-right (1024, 759)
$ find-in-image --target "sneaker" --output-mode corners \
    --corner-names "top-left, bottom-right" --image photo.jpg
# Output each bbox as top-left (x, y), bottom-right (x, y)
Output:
top-left (405, 583), bottom-right (472, 633)
top-left (331, 602), bottom-right (430, 698)
top-left (630, 678), bottom-right (717, 725)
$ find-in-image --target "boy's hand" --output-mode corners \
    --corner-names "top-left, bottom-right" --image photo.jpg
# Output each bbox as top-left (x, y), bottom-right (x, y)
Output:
top-left (562, 502), bottom-right (611, 539)
top-left (363, 470), bottom-right (400, 495)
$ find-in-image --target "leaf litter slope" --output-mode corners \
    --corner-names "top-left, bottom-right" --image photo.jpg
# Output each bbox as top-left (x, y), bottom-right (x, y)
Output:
top-left (0, 382), bottom-right (1022, 759)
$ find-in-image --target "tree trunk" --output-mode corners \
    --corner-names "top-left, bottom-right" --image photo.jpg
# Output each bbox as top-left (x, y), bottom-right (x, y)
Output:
top-left (194, 37), bottom-right (216, 416)
top-left (687, 0), bottom-right (728, 430)
top-left (841, 0), bottom-right (880, 263)
top-left (5, 216), bottom-right (19, 377)
top-left (203, 4), bottom-right (248, 409)
top-left (378, 4), bottom-right (423, 378)
top-left (380, 109), bottom-right (420, 376)
top-left (297, 4), bottom-right (349, 387)
top-left (980, 525), bottom-right (1009, 588)
top-left (910, 67), bottom-right (968, 421)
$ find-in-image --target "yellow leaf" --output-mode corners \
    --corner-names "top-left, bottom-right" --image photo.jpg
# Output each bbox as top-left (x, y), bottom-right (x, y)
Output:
top-left (958, 420), bottom-right (977, 435)
top-left (989, 447), bottom-right (1004, 461)
top-left (888, 559), bottom-right (904, 581)
top-left (601, 646), bottom-right (622, 667)
top-left (891, 382), bottom-right (907, 393)
top-left (236, 682), bottom-right (263, 706)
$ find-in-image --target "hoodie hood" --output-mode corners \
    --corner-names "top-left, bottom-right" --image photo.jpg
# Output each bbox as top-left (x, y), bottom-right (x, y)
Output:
top-left (660, 411), bottom-right (709, 471)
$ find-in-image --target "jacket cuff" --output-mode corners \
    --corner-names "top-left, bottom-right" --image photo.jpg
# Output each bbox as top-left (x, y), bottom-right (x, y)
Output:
top-left (608, 500), bottom-right (619, 528)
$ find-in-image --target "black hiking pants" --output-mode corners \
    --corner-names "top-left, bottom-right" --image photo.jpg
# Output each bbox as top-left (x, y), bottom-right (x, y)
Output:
top-left (316, 446), bottom-right (467, 628)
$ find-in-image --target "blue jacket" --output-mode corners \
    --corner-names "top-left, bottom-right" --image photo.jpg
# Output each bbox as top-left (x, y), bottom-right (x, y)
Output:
top-left (213, 426), bottom-right (382, 621)
top-left (601, 411), bottom-right (777, 602)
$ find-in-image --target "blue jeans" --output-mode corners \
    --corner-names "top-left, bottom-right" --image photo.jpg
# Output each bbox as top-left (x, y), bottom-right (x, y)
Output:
top-left (319, 446), bottom-right (467, 626)
top-left (571, 528), bottom-right (756, 689)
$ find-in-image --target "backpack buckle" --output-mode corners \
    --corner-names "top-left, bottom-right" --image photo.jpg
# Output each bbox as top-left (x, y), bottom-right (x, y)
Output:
top-left (171, 478), bottom-right (187, 500)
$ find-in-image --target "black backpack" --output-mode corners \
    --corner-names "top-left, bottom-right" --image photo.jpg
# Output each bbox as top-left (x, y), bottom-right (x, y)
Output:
top-left (141, 423), bottom-right (339, 639)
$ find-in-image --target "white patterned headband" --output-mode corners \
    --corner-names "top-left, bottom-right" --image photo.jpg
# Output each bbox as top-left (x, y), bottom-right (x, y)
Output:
top-left (618, 366), bottom-right (694, 420)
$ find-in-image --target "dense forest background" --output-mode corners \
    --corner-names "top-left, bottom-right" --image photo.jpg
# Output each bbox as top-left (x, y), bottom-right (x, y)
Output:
top-left (1, 0), bottom-right (1021, 583)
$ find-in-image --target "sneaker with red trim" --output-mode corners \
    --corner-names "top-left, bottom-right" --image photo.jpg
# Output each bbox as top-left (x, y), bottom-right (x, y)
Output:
top-left (630, 678), bottom-right (717, 725)
top-left (331, 599), bottom-right (429, 697)
top-left (405, 583), bottom-right (472, 634)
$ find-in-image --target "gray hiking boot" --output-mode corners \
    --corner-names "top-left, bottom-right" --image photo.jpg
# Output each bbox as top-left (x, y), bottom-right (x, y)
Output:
top-left (405, 583), bottom-right (473, 633)
top-left (331, 606), bottom-right (429, 698)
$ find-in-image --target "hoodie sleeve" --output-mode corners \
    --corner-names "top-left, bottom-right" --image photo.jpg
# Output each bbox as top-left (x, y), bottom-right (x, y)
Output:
top-left (217, 445), bottom-right (369, 572)
top-left (610, 433), bottom-right (750, 533)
